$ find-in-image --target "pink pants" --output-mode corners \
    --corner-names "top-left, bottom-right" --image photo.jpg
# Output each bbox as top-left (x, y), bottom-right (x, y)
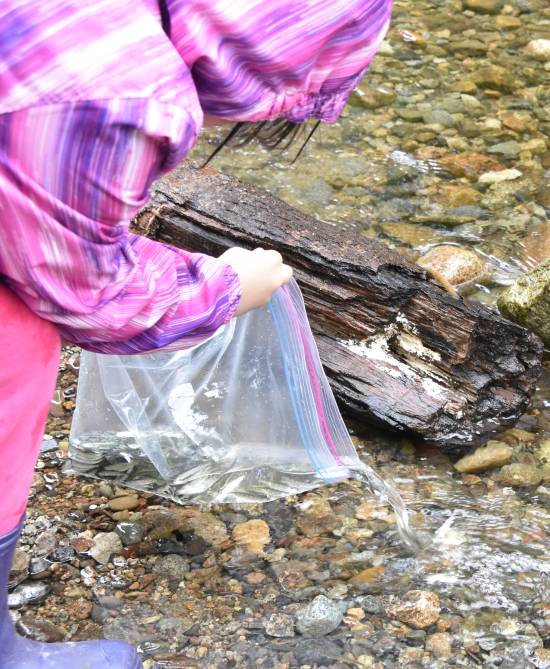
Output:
top-left (0, 283), bottom-right (61, 535)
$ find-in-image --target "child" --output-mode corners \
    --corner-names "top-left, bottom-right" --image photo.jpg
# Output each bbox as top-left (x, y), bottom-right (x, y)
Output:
top-left (0, 0), bottom-right (392, 666)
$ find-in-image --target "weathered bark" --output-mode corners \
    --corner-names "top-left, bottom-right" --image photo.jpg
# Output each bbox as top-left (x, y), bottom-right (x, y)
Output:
top-left (136, 164), bottom-right (544, 452)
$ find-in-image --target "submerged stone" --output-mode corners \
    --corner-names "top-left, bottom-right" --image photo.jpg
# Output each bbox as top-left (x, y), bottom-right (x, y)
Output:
top-left (417, 245), bottom-right (487, 286)
top-left (454, 441), bottom-right (513, 473)
top-left (497, 259), bottom-right (550, 346)
top-left (295, 595), bottom-right (345, 637)
top-left (387, 590), bottom-right (441, 628)
top-left (497, 463), bottom-right (543, 487)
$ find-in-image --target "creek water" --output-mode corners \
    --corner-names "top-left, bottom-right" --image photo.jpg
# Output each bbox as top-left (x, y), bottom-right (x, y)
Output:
top-left (188, 0), bottom-right (550, 662)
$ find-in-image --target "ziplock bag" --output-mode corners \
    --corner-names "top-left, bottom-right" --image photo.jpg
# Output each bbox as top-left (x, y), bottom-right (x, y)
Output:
top-left (67, 279), bottom-right (365, 504)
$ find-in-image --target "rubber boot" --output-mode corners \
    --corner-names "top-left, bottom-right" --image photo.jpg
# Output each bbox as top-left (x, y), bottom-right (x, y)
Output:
top-left (0, 518), bottom-right (142, 669)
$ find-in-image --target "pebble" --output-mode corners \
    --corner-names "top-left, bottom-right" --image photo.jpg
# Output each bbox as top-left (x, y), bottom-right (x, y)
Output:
top-left (533, 648), bottom-right (550, 668)
top-left (295, 595), bottom-right (345, 637)
top-left (454, 441), bottom-right (513, 473)
top-left (88, 532), bottom-right (123, 565)
top-left (115, 520), bottom-right (146, 546)
top-left (153, 554), bottom-right (190, 582)
top-left (417, 245), bottom-right (487, 286)
top-left (108, 494), bottom-right (139, 511)
top-left (16, 615), bottom-right (64, 642)
top-left (8, 582), bottom-right (50, 608)
top-left (264, 612), bottom-right (295, 637)
top-left (498, 259), bottom-right (550, 346)
top-left (387, 590), bottom-right (441, 628)
top-left (487, 140), bottom-right (521, 159)
top-left (232, 519), bottom-right (270, 555)
top-left (478, 168), bottom-right (523, 184)
top-left (426, 632), bottom-right (453, 659)
top-left (497, 463), bottom-right (543, 487)
top-left (293, 638), bottom-right (342, 666)
top-left (526, 39), bottom-right (550, 62)
top-left (462, 0), bottom-right (502, 14)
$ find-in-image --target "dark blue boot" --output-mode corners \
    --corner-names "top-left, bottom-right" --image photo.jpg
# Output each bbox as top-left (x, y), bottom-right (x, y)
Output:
top-left (0, 518), bottom-right (141, 669)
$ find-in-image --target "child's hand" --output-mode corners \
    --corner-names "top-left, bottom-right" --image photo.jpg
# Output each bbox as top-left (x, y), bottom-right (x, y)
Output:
top-left (219, 247), bottom-right (293, 316)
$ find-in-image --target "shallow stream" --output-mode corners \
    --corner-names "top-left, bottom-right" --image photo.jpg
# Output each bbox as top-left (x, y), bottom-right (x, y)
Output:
top-left (190, 0), bottom-right (550, 662)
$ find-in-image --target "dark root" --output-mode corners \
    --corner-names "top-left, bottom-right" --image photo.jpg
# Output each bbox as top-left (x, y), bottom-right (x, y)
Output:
top-left (202, 119), bottom-right (321, 167)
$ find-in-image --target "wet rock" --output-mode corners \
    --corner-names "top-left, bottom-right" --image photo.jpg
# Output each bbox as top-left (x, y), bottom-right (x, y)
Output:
top-left (434, 184), bottom-right (480, 208)
top-left (498, 259), bottom-right (550, 346)
top-left (153, 554), bottom-right (190, 582)
top-left (495, 15), bottom-right (523, 28)
top-left (115, 520), bottom-right (145, 546)
top-left (417, 245), bottom-right (487, 286)
top-left (526, 39), bottom-right (550, 62)
top-left (88, 531), bottom-right (123, 565)
top-left (184, 511), bottom-right (228, 547)
top-left (479, 168), bottom-right (523, 184)
top-left (293, 638), bottom-right (343, 666)
top-left (264, 612), bottom-right (295, 637)
top-left (497, 463), bottom-right (543, 487)
top-left (103, 616), bottom-right (148, 646)
top-left (462, 0), bottom-right (502, 12)
top-left (16, 615), bottom-right (64, 642)
top-left (488, 140), bottom-right (521, 159)
top-left (350, 566), bottom-right (385, 585)
top-left (422, 109), bottom-right (456, 128)
top-left (156, 616), bottom-right (194, 641)
top-left (33, 530), bottom-right (57, 557)
top-left (232, 520), bottom-right (270, 555)
top-left (535, 486), bottom-right (550, 505)
top-left (454, 441), bottom-right (513, 473)
top-left (108, 493), bottom-right (139, 511)
top-left (9, 548), bottom-right (30, 588)
top-left (28, 557), bottom-right (52, 580)
top-left (437, 152), bottom-right (504, 178)
top-left (271, 561), bottom-right (312, 591)
top-left (387, 590), bottom-right (441, 628)
top-left (295, 595), bottom-right (345, 637)
top-left (533, 648), bottom-right (550, 668)
top-left (379, 222), bottom-right (443, 247)
top-left (296, 497), bottom-right (339, 536)
top-left (352, 85), bottom-right (396, 109)
top-left (473, 66), bottom-right (516, 92)
top-left (426, 632), bottom-right (453, 659)
top-left (8, 582), bottom-right (50, 608)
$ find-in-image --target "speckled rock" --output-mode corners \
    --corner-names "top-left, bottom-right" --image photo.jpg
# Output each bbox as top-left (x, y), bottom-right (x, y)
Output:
top-left (153, 554), bottom-right (190, 582)
top-left (426, 632), bottom-right (453, 659)
top-left (387, 590), bottom-right (441, 628)
top-left (497, 463), bottom-right (543, 487)
top-left (498, 259), bottom-right (550, 346)
top-left (264, 612), bottom-right (295, 637)
top-left (88, 532), bottom-right (123, 565)
top-left (454, 441), bottom-right (513, 473)
top-left (417, 245), bottom-right (487, 286)
top-left (296, 595), bottom-right (345, 637)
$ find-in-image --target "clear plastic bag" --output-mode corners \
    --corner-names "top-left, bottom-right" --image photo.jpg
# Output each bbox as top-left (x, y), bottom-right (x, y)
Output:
top-left (67, 279), bottom-right (364, 504)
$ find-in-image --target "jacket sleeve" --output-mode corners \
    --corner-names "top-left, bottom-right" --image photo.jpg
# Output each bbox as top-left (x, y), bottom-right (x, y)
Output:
top-left (0, 100), bottom-right (241, 353)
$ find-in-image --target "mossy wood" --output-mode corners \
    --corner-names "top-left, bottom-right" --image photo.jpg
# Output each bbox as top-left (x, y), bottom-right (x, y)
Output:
top-left (136, 164), bottom-right (543, 451)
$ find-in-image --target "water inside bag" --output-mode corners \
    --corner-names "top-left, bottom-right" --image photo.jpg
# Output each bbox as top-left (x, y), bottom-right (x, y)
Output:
top-left (68, 279), bottom-right (422, 550)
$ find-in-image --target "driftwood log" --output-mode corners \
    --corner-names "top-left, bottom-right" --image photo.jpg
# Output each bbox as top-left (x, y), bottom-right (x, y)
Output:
top-left (136, 164), bottom-right (544, 452)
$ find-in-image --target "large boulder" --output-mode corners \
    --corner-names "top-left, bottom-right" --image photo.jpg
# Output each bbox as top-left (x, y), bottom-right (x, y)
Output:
top-left (498, 260), bottom-right (550, 347)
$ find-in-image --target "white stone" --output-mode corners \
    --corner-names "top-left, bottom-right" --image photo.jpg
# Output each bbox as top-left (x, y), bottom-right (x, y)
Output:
top-left (526, 39), bottom-right (550, 62)
top-left (478, 168), bottom-right (523, 184)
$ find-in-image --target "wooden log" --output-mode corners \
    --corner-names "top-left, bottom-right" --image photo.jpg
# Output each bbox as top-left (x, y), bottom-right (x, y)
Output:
top-left (135, 164), bottom-right (544, 452)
